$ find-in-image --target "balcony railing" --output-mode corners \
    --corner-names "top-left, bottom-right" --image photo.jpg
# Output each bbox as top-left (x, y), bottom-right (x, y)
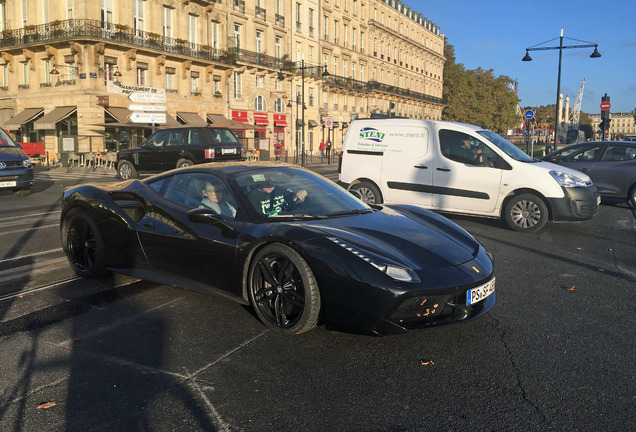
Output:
top-left (0, 18), bottom-right (447, 106)
top-left (233, 0), bottom-right (245, 14)
top-left (255, 6), bottom-right (266, 20)
top-left (275, 14), bottom-right (285, 27)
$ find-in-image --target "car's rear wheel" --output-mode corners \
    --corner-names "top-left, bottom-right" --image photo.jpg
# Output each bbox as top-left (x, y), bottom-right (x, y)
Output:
top-left (248, 244), bottom-right (320, 335)
top-left (504, 193), bottom-right (548, 232)
top-left (350, 181), bottom-right (382, 204)
top-left (62, 210), bottom-right (109, 278)
top-left (117, 160), bottom-right (138, 180)
top-left (176, 158), bottom-right (194, 169)
top-left (628, 184), bottom-right (636, 208)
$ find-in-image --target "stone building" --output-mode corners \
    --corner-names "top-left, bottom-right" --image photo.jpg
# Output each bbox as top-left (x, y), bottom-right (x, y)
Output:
top-left (588, 112), bottom-right (636, 141)
top-left (0, 0), bottom-right (446, 162)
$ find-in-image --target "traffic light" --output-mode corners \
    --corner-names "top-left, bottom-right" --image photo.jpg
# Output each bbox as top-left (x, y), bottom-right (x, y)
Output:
top-left (599, 119), bottom-right (605, 131)
top-left (604, 118), bottom-right (611, 130)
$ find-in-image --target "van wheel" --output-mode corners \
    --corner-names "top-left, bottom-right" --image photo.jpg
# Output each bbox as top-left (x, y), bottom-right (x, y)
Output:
top-left (117, 160), bottom-right (138, 180)
top-left (351, 181), bottom-right (382, 204)
top-left (177, 158), bottom-right (194, 169)
top-left (504, 193), bottom-right (548, 232)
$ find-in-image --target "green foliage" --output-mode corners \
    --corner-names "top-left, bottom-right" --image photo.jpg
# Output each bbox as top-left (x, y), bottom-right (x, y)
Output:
top-left (442, 40), bottom-right (520, 131)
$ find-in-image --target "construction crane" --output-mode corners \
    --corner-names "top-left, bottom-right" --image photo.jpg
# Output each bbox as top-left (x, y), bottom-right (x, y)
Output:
top-left (568, 79), bottom-right (585, 129)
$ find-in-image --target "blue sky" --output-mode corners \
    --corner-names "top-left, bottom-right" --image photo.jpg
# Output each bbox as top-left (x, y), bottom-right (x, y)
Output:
top-left (409, 0), bottom-right (636, 114)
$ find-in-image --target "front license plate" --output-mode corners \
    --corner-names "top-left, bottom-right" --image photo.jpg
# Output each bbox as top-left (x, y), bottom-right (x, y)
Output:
top-left (222, 148), bottom-right (236, 155)
top-left (467, 278), bottom-right (495, 306)
top-left (0, 181), bottom-right (17, 187)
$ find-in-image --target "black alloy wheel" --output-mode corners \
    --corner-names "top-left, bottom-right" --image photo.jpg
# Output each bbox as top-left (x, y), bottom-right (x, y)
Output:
top-left (63, 211), bottom-right (108, 278)
top-left (248, 244), bottom-right (320, 334)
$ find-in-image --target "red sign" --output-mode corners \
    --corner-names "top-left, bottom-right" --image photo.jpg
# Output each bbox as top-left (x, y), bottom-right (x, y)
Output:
top-left (600, 101), bottom-right (611, 111)
top-left (231, 110), bottom-right (248, 122)
top-left (254, 112), bottom-right (269, 126)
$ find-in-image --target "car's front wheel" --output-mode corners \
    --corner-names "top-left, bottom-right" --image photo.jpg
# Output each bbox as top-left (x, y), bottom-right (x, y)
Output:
top-left (117, 160), bottom-right (138, 180)
top-left (350, 181), bottom-right (382, 204)
top-left (62, 210), bottom-right (109, 278)
top-left (176, 158), bottom-right (194, 169)
top-left (504, 193), bottom-right (548, 232)
top-left (13, 188), bottom-right (30, 197)
top-left (248, 244), bottom-right (321, 335)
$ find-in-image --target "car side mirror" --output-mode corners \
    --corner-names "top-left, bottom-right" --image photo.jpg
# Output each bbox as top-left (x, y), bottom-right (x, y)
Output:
top-left (186, 208), bottom-right (238, 236)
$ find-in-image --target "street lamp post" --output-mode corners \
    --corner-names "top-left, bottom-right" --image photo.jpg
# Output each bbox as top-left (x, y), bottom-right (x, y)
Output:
top-left (523, 28), bottom-right (601, 149)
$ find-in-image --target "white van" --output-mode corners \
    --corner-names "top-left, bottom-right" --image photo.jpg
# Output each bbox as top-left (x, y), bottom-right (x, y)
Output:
top-left (339, 119), bottom-right (600, 232)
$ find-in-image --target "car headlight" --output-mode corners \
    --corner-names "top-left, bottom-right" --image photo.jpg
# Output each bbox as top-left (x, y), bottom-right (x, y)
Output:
top-left (550, 170), bottom-right (587, 188)
top-left (22, 159), bottom-right (31, 168)
top-left (328, 237), bottom-right (420, 283)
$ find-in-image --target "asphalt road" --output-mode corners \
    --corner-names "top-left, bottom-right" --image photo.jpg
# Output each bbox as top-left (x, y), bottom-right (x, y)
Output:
top-left (0, 163), bottom-right (634, 431)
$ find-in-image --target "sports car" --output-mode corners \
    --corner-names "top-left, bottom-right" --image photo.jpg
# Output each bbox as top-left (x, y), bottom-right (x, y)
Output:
top-left (60, 162), bottom-right (495, 335)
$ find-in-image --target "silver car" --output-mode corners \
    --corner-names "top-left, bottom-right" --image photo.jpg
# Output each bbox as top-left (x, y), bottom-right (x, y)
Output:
top-left (543, 141), bottom-right (636, 207)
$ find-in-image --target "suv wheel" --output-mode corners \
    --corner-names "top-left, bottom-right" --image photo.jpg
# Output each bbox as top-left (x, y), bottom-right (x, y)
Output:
top-left (117, 160), bottom-right (138, 180)
top-left (176, 158), bottom-right (194, 169)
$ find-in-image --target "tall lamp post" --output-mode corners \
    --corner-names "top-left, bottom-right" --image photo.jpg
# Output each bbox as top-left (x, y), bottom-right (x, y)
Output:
top-left (523, 28), bottom-right (600, 149)
top-left (278, 61), bottom-right (329, 166)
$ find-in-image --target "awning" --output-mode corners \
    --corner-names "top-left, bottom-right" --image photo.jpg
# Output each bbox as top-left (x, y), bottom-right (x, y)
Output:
top-left (274, 120), bottom-right (288, 127)
top-left (177, 111), bottom-right (207, 126)
top-left (105, 107), bottom-right (133, 123)
top-left (163, 113), bottom-right (181, 127)
top-left (308, 120), bottom-right (318, 127)
top-left (296, 119), bottom-right (304, 127)
top-left (254, 112), bottom-right (269, 126)
top-left (5, 108), bottom-right (44, 130)
top-left (34, 106), bottom-right (76, 130)
top-left (207, 114), bottom-right (258, 130)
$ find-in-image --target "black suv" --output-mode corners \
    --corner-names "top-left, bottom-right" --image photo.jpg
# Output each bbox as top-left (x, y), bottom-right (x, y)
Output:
top-left (116, 126), bottom-right (244, 179)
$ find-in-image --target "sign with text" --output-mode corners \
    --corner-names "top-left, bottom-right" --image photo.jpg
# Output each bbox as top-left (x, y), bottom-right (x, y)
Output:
top-left (128, 112), bottom-right (167, 124)
top-left (127, 104), bottom-right (167, 112)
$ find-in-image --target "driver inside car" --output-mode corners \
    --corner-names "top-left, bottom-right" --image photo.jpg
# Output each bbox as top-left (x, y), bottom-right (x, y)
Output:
top-left (201, 182), bottom-right (237, 218)
top-left (247, 176), bottom-right (307, 215)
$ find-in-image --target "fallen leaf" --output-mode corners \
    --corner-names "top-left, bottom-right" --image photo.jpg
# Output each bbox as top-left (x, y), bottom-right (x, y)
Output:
top-left (575, 247), bottom-right (582, 251)
top-left (37, 402), bottom-right (57, 410)
top-left (566, 286), bottom-right (576, 291)
top-left (420, 360), bottom-right (435, 366)
top-left (72, 337), bottom-right (81, 342)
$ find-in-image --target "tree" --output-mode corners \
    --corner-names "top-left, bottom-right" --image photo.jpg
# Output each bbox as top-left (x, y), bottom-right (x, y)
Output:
top-left (442, 39), bottom-right (520, 131)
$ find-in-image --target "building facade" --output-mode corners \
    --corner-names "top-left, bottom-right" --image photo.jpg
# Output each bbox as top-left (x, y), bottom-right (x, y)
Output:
top-left (588, 112), bottom-right (636, 141)
top-left (0, 0), bottom-right (446, 160)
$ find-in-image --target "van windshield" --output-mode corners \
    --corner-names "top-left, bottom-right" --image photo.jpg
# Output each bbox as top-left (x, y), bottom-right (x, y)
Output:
top-left (477, 130), bottom-right (534, 162)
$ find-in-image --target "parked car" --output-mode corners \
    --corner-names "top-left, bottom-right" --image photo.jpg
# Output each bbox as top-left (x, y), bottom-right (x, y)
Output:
top-left (116, 126), bottom-right (244, 180)
top-left (60, 162), bottom-right (496, 335)
top-left (0, 128), bottom-right (34, 196)
top-left (542, 141), bottom-right (636, 207)
top-left (339, 119), bottom-right (600, 232)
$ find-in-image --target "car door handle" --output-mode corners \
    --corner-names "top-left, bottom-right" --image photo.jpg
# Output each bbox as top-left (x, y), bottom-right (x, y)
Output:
top-left (436, 167), bottom-right (451, 172)
top-left (581, 168), bottom-right (591, 172)
top-left (414, 165), bottom-right (428, 169)
top-left (144, 222), bottom-right (155, 229)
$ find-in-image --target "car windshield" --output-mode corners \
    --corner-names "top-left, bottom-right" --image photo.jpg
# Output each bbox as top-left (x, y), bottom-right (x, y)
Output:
top-left (0, 129), bottom-right (17, 147)
top-left (231, 167), bottom-right (371, 218)
top-left (477, 130), bottom-right (534, 162)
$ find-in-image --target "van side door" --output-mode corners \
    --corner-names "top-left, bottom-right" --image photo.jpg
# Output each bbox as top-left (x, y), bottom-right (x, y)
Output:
top-left (432, 129), bottom-right (503, 214)
top-left (380, 126), bottom-right (432, 206)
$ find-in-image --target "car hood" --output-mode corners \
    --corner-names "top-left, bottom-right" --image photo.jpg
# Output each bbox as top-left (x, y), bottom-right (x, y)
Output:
top-left (305, 205), bottom-right (482, 269)
top-left (0, 146), bottom-right (28, 161)
top-left (533, 160), bottom-right (593, 183)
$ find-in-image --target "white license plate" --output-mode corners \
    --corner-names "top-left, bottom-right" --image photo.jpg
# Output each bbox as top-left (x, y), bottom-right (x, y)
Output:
top-left (467, 278), bottom-right (495, 306)
top-left (0, 181), bottom-right (17, 187)
top-left (222, 148), bottom-right (236, 155)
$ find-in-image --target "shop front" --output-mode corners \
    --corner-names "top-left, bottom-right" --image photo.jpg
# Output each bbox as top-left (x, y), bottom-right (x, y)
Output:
top-left (273, 114), bottom-right (287, 158)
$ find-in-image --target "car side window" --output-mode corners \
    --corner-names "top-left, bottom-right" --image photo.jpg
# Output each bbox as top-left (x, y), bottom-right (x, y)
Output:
top-left (602, 145), bottom-right (635, 161)
top-left (558, 145), bottom-right (602, 162)
top-left (167, 130), bottom-right (184, 147)
top-left (439, 130), bottom-right (488, 166)
top-left (158, 173), bottom-right (239, 217)
top-left (189, 130), bottom-right (203, 146)
top-left (148, 130), bottom-right (168, 147)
